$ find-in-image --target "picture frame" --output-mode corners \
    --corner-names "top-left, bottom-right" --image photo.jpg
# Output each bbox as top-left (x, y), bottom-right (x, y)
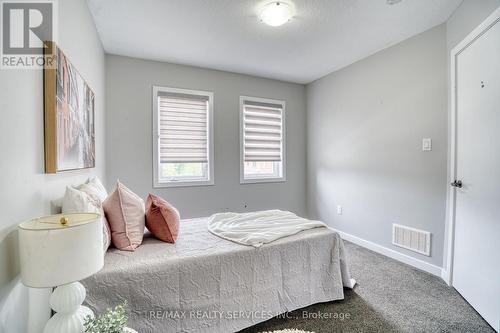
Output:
top-left (43, 41), bottom-right (95, 173)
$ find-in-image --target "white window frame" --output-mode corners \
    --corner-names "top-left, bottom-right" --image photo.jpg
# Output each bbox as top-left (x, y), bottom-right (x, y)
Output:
top-left (153, 85), bottom-right (214, 188)
top-left (240, 96), bottom-right (286, 184)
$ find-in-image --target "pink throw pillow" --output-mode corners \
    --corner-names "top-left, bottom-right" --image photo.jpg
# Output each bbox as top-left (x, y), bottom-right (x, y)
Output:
top-left (103, 181), bottom-right (145, 251)
top-left (145, 194), bottom-right (180, 243)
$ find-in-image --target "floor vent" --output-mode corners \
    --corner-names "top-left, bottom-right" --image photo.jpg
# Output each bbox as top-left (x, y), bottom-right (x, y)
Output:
top-left (392, 224), bottom-right (431, 256)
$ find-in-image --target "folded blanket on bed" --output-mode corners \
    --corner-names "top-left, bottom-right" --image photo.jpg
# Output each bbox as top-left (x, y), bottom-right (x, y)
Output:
top-left (208, 210), bottom-right (327, 247)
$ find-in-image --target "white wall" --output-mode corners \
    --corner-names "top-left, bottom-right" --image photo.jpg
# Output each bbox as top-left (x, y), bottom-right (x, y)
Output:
top-left (105, 55), bottom-right (307, 219)
top-left (0, 0), bottom-right (106, 332)
top-left (306, 24), bottom-right (448, 267)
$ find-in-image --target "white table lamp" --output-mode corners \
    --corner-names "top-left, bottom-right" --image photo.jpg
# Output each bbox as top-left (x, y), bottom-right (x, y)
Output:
top-left (18, 213), bottom-right (104, 333)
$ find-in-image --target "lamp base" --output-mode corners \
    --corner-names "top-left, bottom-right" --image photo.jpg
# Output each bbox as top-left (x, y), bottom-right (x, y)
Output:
top-left (43, 281), bottom-right (94, 333)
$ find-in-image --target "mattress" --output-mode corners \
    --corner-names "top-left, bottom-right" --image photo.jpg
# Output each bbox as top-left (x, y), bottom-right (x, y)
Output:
top-left (82, 217), bottom-right (353, 333)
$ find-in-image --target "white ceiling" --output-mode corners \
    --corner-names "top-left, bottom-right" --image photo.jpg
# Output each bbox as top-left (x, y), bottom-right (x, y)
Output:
top-left (87, 0), bottom-right (462, 84)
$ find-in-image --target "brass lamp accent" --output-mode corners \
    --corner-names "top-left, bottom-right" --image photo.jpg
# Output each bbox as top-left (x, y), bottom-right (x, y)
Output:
top-left (60, 217), bottom-right (69, 226)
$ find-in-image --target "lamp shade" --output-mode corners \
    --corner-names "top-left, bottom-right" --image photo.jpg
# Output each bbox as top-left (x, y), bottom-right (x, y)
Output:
top-left (18, 213), bottom-right (104, 288)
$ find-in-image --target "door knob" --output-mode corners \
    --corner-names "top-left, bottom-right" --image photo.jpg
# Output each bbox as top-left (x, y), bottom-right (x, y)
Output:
top-left (451, 180), bottom-right (463, 188)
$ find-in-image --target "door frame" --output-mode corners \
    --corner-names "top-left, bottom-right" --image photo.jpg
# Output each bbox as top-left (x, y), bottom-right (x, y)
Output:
top-left (444, 7), bottom-right (500, 286)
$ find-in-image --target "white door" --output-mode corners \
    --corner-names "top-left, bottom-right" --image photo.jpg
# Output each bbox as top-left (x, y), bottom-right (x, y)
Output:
top-left (453, 15), bottom-right (500, 332)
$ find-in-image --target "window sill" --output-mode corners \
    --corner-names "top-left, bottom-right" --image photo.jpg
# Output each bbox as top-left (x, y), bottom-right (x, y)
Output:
top-left (240, 177), bottom-right (286, 185)
top-left (153, 179), bottom-right (214, 188)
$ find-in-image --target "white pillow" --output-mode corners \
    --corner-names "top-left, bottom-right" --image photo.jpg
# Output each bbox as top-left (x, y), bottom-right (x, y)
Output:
top-left (77, 177), bottom-right (108, 203)
top-left (62, 185), bottom-right (111, 254)
top-left (62, 186), bottom-right (93, 213)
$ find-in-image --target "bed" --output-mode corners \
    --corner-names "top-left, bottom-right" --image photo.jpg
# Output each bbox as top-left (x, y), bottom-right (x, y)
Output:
top-left (82, 216), bottom-right (354, 333)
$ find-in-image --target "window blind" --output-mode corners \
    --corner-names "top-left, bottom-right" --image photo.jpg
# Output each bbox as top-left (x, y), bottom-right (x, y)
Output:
top-left (243, 100), bottom-right (283, 162)
top-left (158, 93), bottom-right (209, 163)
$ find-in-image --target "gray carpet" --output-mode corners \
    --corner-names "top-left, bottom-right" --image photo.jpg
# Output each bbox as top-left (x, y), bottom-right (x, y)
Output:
top-left (240, 241), bottom-right (494, 333)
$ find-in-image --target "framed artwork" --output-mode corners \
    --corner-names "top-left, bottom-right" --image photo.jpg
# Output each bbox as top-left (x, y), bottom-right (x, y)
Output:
top-left (44, 41), bottom-right (95, 173)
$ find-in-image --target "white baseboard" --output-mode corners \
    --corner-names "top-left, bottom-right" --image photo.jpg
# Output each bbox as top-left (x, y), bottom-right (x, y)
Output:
top-left (330, 227), bottom-right (445, 279)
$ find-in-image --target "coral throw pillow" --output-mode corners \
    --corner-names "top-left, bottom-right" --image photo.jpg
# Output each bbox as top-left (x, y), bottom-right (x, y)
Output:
top-left (103, 181), bottom-right (145, 251)
top-left (145, 194), bottom-right (180, 243)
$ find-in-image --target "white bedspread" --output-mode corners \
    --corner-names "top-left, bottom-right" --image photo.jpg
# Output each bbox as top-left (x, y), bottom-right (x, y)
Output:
top-left (208, 210), bottom-right (327, 247)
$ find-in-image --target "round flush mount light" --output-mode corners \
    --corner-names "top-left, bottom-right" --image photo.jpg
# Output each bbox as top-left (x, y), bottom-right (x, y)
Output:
top-left (259, 1), bottom-right (294, 27)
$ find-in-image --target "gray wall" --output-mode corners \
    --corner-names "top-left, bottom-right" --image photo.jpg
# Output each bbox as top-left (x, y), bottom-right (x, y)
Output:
top-left (0, 0), bottom-right (106, 331)
top-left (306, 24), bottom-right (448, 267)
top-left (105, 55), bottom-right (307, 219)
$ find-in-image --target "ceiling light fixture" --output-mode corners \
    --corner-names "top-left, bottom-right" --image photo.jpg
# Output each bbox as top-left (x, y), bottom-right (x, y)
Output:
top-left (259, 1), bottom-right (294, 27)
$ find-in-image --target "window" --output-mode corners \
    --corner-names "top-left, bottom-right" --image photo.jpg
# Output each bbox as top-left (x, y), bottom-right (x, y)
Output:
top-left (153, 86), bottom-right (214, 187)
top-left (240, 96), bottom-right (286, 183)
